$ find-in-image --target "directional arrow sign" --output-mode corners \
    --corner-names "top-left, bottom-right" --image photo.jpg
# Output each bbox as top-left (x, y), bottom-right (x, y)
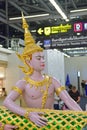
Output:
top-left (37, 28), bottom-right (43, 35)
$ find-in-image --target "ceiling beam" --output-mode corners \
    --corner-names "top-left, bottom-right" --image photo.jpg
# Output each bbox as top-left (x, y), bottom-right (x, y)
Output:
top-left (38, 0), bottom-right (51, 12)
top-left (18, 2), bottom-right (55, 14)
top-left (9, 8), bottom-right (87, 24)
top-left (0, 35), bottom-right (8, 40)
top-left (0, 17), bottom-right (7, 24)
top-left (71, 0), bottom-right (77, 9)
top-left (0, 16), bottom-right (23, 32)
top-left (9, 1), bottom-right (43, 24)
top-left (0, 12), bottom-right (6, 18)
top-left (9, 23), bottom-right (23, 32)
top-left (8, 1), bottom-right (28, 15)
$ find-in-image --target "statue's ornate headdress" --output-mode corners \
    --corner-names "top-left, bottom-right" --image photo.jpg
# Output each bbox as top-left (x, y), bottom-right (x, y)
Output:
top-left (17, 12), bottom-right (43, 75)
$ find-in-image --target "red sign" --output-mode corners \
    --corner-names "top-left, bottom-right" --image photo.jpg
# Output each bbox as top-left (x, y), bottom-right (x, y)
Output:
top-left (74, 22), bottom-right (83, 32)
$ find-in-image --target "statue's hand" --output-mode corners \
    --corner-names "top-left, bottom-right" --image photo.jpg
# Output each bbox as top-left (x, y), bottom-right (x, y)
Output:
top-left (4, 124), bottom-right (18, 130)
top-left (29, 112), bottom-right (48, 127)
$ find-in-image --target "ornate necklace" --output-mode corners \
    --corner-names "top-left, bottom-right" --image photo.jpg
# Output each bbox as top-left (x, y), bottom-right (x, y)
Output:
top-left (24, 75), bottom-right (52, 109)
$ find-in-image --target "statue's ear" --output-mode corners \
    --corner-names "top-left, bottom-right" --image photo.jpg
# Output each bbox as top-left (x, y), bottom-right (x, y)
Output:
top-left (25, 54), bottom-right (32, 66)
top-left (25, 57), bottom-right (31, 65)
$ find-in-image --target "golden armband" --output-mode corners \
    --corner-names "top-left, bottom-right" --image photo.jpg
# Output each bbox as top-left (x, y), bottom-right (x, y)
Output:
top-left (0, 123), bottom-right (4, 130)
top-left (12, 86), bottom-right (22, 95)
top-left (55, 86), bottom-right (65, 96)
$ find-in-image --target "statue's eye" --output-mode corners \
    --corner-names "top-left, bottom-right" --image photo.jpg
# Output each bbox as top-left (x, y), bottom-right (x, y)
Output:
top-left (36, 56), bottom-right (44, 60)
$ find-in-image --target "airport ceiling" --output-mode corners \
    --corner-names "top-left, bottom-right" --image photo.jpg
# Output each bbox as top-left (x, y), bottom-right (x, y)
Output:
top-left (0, 0), bottom-right (87, 57)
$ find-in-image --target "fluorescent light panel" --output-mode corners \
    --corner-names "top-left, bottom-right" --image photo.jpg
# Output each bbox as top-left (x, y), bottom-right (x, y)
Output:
top-left (63, 47), bottom-right (85, 51)
top-left (49, 0), bottom-right (68, 21)
top-left (9, 13), bottom-right (49, 20)
top-left (62, 52), bottom-right (70, 58)
top-left (70, 8), bottom-right (87, 13)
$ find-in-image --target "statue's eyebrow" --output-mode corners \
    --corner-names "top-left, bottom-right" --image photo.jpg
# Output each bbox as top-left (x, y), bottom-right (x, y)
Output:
top-left (35, 56), bottom-right (44, 58)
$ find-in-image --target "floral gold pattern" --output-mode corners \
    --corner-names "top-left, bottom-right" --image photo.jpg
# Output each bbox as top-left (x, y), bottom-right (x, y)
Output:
top-left (0, 106), bottom-right (87, 130)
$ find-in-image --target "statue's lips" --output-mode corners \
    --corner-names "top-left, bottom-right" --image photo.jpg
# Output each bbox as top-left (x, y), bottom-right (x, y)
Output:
top-left (40, 64), bottom-right (45, 67)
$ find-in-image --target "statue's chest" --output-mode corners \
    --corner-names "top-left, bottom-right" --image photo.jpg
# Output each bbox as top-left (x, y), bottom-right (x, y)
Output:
top-left (24, 75), bottom-right (53, 108)
top-left (25, 84), bottom-right (54, 99)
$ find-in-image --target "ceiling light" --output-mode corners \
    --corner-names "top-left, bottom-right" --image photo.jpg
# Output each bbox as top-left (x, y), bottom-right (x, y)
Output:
top-left (70, 8), bottom-right (87, 13)
top-left (31, 30), bottom-right (36, 33)
top-left (9, 13), bottom-right (49, 20)
top-left (62, 52), bottom-right (70, 58)
top-left (77, 33), bottom-right (81, 36)
top-left (49, 0), bottom-right (68, 21)
top-left (74, 54), bottom-right (80, 57)
top-left (63, 47), bottom-right (85, 51)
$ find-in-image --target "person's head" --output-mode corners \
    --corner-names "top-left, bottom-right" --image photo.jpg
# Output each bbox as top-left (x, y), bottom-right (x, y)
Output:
top-left (71, 86), bottom-right (77, 93)
top-left (17, 13), bottom-right (44, 75)
top-left (82, 80), bottom-right (85, 83)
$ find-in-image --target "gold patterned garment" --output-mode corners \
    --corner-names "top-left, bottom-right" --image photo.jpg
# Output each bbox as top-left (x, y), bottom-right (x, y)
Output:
top-left (0, 106), bottom-right (87, 130)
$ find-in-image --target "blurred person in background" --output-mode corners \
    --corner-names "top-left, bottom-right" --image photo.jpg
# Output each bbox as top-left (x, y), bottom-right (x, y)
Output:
top-left (68, 86), bottom-right (81, 104)
top-left (81, 80), bottom-right (86, 96)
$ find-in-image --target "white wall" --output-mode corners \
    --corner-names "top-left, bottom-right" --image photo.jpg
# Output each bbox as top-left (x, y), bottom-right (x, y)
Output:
top-left (64, 56), bottom-right (87, 93)
top-left (0, 52), bottom-right (8, 62)
top-left (44, 49), bottom-right (65, 85)
top-left (5, 52), bottom-right (23, 94)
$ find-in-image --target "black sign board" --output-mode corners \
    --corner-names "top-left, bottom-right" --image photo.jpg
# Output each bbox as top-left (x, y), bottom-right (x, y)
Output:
top-left (36, 36), bottom-right (87, 50)
top-left (36, 20), bottom-right (87, 49)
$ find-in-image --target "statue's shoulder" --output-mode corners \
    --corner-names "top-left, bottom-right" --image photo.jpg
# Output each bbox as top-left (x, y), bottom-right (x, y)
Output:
top-left (15, 78), bottom-right (27, 89)
top-left (44, 74), bottom-right (52, 84)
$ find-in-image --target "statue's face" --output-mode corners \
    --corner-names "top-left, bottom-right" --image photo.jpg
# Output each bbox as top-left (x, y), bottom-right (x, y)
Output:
top-left (29, 51), bottom-right (45, 71)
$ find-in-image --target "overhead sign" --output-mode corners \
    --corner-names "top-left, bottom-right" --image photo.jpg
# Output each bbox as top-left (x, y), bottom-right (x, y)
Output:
top-left (74, 22), bottom-right (83, 32)
top-left (84, 22), bottom-right (87, 30)
top-left (36, 20), bottom-right (87, 49)
top-left (37, 28), bottom-right (43, 35)
top-left (37, 24), bottom-right (72, 36)
top-left (37, 21), bottom-right (87, 37)
top-left (73, 22), bottom-right (87, 32)
top-left (36, 36), bottom-right (87, 49)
